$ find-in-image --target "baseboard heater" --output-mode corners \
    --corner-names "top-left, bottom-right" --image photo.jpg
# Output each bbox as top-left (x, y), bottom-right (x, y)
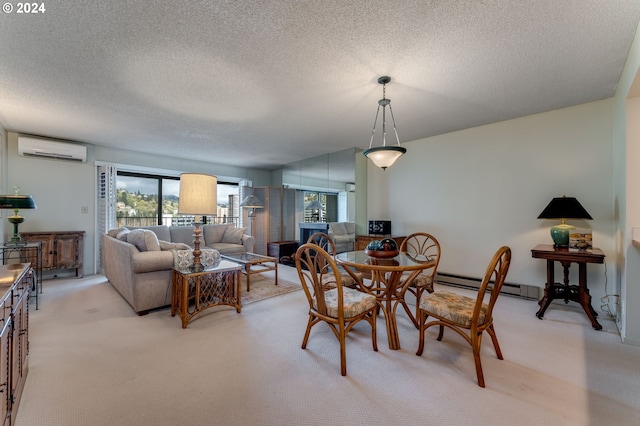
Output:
top-left (435, 272), bottom-right (540, 300)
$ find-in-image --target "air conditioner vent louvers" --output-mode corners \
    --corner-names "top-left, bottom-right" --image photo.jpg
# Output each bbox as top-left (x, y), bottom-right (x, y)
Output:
top-left (17, 136), bottom-right (87, 163)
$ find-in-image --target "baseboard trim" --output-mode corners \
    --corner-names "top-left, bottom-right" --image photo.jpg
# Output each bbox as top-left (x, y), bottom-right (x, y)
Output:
top-left (435, 272), bottom-right (540, 300)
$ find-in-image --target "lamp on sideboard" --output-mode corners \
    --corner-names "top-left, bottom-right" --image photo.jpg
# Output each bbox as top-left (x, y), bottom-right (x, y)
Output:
top-left (178, 173), bottom-right (217, 271)
top-left (0, 188), bottom-right (37, 247)
top-left (537, 195), bottom-right (592, 247)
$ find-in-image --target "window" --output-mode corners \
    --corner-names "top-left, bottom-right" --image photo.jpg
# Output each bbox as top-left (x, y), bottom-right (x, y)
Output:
top-left (115, 171), bottom-right (240, 227)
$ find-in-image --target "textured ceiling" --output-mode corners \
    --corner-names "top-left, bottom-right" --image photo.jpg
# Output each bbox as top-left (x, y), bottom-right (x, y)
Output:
top-left (1, 1), bottom-right (639, 171)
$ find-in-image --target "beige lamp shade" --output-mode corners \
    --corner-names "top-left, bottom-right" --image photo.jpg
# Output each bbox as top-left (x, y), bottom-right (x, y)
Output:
top-left (178, 173), bottom-right (218, 215)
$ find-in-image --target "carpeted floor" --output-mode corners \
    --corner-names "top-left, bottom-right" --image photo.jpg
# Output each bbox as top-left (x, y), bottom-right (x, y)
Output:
top-left (13, 264), bottom-right (640, 425)
top-left (241, 274), bottom-right (301, 305)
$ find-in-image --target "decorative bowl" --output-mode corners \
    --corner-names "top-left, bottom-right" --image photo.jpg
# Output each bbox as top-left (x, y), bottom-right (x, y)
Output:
top-left (365, 249), bottom-right (399, 258)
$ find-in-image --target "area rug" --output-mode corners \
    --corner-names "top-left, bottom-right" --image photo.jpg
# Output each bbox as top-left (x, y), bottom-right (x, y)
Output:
top-left (241, 274), bottom-right (301, 305)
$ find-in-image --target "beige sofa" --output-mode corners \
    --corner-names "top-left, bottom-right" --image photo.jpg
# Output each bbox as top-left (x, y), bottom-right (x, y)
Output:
top-left (102, 224), bottom-right (255, 315)
top-left (328, 222), bottom-right (356, 253)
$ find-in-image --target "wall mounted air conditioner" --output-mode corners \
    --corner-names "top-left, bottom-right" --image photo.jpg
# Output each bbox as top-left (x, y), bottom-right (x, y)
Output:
top-left (18, 136), bottom-right (87, 162)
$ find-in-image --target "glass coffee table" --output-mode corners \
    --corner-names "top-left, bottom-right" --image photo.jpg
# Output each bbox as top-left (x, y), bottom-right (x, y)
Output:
top-left (220, 252), bottom-right (278, 292)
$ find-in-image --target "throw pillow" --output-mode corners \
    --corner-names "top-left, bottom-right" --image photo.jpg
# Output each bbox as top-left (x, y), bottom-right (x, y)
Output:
top-left (107, 227), bottom-right (124, 238)
top-left (222, 226), bottom-right (246, 244)
top-left (203, 224), bottom-right (228, 244)
top-left (114, 227), bottom-right (131, 241)
top-left (169, 226), bottom-right (196, 247)
top-left (127, 229), bottom-right (160, 252)
top-left (159, 240), bottom-right (191, 251)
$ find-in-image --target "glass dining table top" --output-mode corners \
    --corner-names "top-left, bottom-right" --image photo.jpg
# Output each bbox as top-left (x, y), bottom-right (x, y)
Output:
top-left (335, 250), bottom-right (435, 272)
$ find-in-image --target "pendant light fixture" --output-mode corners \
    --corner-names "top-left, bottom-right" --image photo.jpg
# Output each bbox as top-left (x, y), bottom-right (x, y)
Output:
top-left (363, 76), bottom-right (406, 170)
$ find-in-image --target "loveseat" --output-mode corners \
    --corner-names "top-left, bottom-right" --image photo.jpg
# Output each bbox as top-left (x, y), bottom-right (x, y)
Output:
top-left (328, 222), bottom-right (356, 253)
top-left (102, 223), bottom-right (255, 315)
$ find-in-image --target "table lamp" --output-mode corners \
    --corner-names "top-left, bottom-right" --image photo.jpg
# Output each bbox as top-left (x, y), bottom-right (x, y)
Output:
top-left (0, 189), bottom-right (37, 246)
top-left (178, 173), bottom-right (217, 271)
top-left (537, 195), bottom-right (592, 247)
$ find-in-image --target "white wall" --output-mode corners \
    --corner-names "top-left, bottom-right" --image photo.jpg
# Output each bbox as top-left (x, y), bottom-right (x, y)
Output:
top-left (625, 97), bottom-right (640, 345)
top-left (368, 100), bottom-right (615, 305)
top-left (615, 20), bottom-right (640, 345)
top-left (3, 132), bottom-right (96, 277)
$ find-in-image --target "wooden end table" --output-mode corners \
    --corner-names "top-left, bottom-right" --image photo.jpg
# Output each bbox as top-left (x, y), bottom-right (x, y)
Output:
top-left (531, 244), bottom-right (605, 330)
top-left (220, 252), bottom-right (278, 292)
top-left (171, 260), bottom-right (241, 328)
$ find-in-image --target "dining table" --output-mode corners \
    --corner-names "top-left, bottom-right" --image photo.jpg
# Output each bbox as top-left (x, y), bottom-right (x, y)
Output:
top-left (335, 250), bottom-right (436, 350)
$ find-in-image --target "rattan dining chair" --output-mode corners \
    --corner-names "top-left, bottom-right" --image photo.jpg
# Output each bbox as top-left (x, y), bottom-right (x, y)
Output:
top-left (396, 232), bottom-right (441, 327)
top-left (306, 232), bottom-right (362, 289)
top-left (416, 246), bottom-right (511, 387)
top-left (295, 243), bottom-right (378, 376)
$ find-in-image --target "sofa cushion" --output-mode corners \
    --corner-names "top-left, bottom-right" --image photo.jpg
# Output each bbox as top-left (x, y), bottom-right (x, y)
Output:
top-left (203, 224), bottom-right (229, 244)
top-left (333, 234), bottom-right (352, 244)
top-left (344, 222), bottom-right (356, 235)
top-left (169, 226), bottom-right (196, 247)
top-left (127, 229), bottom-right (161, 252)
top-left (330, 222), bottom-right (348, 235)
top-left (222, 226), bottom-right (246, 244)
top-left (108, 226), bottom-right (127, 239)
top-left (131, 250), bottom-right (175, 273)
top-left (115, 227), bottom-right (131, 241)
top-left (207, 242), bottom-right (247, 255)
top-left (159, 240), bottom-right (191, 251)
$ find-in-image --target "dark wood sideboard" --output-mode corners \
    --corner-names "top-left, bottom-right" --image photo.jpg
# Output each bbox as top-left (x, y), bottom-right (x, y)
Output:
top-left (356, 235), bottom-right (407, 251)
top-left (20, 231), bottom-right (84, 278)
top-left (0, 263), bottom-right (31, 425)
top-left (267, 241), bottom-right (299, 265)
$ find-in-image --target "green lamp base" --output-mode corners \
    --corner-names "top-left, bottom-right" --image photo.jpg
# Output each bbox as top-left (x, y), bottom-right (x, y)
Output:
top-left (550, 223), bottom-right (574, 247)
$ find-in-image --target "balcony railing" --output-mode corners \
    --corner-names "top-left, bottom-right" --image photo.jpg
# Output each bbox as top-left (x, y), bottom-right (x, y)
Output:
top-left (116, 216), bottom-right (240, 228)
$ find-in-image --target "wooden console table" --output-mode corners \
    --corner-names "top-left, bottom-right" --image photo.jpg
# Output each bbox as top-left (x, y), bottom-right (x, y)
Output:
top-left (1, 242), bottom-right (42, 309)
top-left (531, 244), bottom-right (605, 330)
top-left (171, 260), bottom-right (241, 328)
top-left (20, 231), bottom-right (84, 278)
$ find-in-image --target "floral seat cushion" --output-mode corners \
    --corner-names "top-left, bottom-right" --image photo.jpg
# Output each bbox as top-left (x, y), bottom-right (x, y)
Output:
top-left (419, 290), bottom-right (489, 327)
top-left (321, 271), bottom-right (363, 289)
top-left (405, 273), bottom-right (433, 288)
top-left (314, 287), bottom-right (377, 319)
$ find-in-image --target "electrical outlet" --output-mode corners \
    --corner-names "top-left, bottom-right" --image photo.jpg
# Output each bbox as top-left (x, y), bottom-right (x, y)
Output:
top-left (81, 206), bottom-right (89, 214)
